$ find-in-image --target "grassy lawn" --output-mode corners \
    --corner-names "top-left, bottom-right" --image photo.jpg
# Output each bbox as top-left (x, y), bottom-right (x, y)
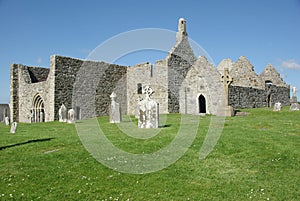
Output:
top-left (0, 107), bottom-right (299, 200)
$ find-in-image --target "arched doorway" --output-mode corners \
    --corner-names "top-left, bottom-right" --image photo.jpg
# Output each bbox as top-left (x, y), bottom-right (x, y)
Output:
top-left (198, 94), bottom-right (206, 113)
top-left (32, 94), bottom-right (45, 122)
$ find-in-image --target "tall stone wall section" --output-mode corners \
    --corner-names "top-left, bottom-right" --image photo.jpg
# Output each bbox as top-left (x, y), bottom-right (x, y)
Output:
top-left (0, 104), bottom-right (10, 122)
top-left (126, 60), bottom-right (168, 115)
top-left (10, 64), bottom-right (52, 123)
top-left (180, 56), bottom-right (225, 115)
top-left (54, 56), bottom-right (128, 120)
top-left (167, 36), bottom-right (196, 113)
top-left (95, 64), bottom-right (127, 116)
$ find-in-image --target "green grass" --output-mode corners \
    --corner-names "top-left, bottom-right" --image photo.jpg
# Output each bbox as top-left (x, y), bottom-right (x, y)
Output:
top-left (0, 107), bottom-right (299, 200)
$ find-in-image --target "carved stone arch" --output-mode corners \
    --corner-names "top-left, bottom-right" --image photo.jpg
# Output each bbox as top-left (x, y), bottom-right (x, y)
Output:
top-left (32, 93), bottom-right (45, 122)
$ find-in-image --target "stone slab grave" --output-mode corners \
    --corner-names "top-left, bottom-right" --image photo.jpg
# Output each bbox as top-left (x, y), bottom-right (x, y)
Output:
top-left (109, 92), bottom-right (121, 123)
top-left (290, 103), bottom-right (300, 111)
top-left (58, 104), bottom-right (67, 122)
top-left (273, 102), bottom-right (282, 111)
top-left (290, 86), bottom-right (299, 111)
top-left (4, 117), bottom-right (9, 126)
top-left (137, 86), bottom-right (159, 128)
top-left (10, 122), bottom-right (17, 134)
top-left (68, 109), bottom-right (75, 123)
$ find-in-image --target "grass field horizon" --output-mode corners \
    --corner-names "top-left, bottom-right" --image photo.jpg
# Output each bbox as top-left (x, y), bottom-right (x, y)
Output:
top-left (0, 107), bottom-right (299, 200)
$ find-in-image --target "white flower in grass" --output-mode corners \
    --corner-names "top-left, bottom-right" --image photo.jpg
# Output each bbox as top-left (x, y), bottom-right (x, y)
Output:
top-left (78, 190), bottom-right (81, 194)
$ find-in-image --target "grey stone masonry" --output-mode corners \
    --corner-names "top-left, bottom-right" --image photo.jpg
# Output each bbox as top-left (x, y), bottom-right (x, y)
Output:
top-left (167, 18), bottom-right (196, 113)
top-left (10, 18), bottom-right (291, 122)
top-left (260, 64), bottom-right (288, 87)
top-left (0, 104), bottom-right (10, 122)
top-left (229, 56), bottom-right (264, 89)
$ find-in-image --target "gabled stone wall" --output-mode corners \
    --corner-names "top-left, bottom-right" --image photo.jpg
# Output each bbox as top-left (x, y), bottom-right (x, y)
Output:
top-left (167, 35), bottom-right (196, 113)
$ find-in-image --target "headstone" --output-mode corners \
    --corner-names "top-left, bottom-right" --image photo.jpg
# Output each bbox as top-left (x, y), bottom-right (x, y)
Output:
top-left (292, 86), bottom-right (297, 97)
top-left (220, 68), bottom-right (234, 116)
top-left (138, 86), bottom-right (159, 128)
top-left (135, 97), bottom-right (143, 118)
top-left (290, 103), bottom-right (300, 111)
top-left (67, 109), bottom-right (75, 124)
top-left (4, 116), bottom-right (9, 126)
top-left (58, 104), bottom-right (67, 122)
top-left (109, 92), bottom-right (121, 123)
top-left (291, 86), bottom-right (297, 103)
top-left (10, 122), bottom-right (17, 134)
top-left (273, 102), bottom-right (282, 111)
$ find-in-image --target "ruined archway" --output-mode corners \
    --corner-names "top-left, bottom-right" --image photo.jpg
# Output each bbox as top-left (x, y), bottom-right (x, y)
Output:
top-left (198, 94), bottom-right (206, 113)
top-left (32, 94), bottom-right (45, 122)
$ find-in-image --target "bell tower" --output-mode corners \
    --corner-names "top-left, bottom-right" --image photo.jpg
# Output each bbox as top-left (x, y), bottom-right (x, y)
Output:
top-left (176, 18), bottom-right (187, 42)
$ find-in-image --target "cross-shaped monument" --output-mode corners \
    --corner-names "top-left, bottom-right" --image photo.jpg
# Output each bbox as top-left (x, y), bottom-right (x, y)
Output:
top-left (220, 68), bottom-right (234, 116)
top-left (137, 86), bottom-right (159, 128)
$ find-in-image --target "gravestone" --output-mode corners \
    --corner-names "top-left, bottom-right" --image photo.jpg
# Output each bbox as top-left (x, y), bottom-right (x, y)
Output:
top-left (220, 68), bottom-right (234, 116)
top-left (68, 109), bottom-right (75, 124)
top-left (138, 86), bottom-right (159, 128)
top-left (291, 86), bottom-right (297, 103)
top-left (10, 122), bottom-right (17, 134)
top-left (273, 102), bottom-right (282, 111)
top-left (290, 103), bottom-right (300, 111)
top-left (58, 104), bottom-right (67, 122)
top-left (5, 116), bottom-right (10, 126)
top-left (109, 92), bottom-right (121, 123)
top-left (135, 97), bottom-right (143, 118)
top-left (290, 87), bottom-right (299, 111)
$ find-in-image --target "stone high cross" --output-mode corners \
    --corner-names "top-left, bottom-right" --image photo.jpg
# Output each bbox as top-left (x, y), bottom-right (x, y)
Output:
top-left (221, 68), bottom-right (233, 106)
top-left (143, 85), bottom-right (154, 100)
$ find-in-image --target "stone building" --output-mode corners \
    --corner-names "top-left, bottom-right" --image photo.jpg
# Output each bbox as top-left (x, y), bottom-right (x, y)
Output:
top-left (0, 104), bottom-right (10, 122)
top-left (10, 18), bottom-right (290, 123)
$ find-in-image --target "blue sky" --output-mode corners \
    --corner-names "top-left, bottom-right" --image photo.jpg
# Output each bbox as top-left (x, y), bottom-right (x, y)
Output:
top-left (0, 0), bottom-right (300, 103)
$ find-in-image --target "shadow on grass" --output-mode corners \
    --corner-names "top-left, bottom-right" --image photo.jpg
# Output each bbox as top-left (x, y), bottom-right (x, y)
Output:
top-left (159, 124), bottom-right (171, 128)
top-left (0, 138), bottom-right (55, 151)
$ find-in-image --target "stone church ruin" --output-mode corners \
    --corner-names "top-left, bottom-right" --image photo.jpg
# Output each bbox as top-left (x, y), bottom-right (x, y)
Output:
top-left (10, 18), bottom-right (290, 123)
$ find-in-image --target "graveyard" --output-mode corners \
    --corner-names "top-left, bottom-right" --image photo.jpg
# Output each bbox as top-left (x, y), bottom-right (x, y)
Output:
top-left (0, 106), bottom-right (299, 200)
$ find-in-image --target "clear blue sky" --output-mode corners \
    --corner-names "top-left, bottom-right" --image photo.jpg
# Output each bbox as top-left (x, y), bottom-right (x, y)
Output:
top-left (0, 0), bottom-right (300, 103)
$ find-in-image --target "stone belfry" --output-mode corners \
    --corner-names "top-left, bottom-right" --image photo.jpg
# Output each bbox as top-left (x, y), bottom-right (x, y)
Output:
top-left (176, 18), bottom-right (187, 42)
top-left (168, 18), bottom-right (196, 113)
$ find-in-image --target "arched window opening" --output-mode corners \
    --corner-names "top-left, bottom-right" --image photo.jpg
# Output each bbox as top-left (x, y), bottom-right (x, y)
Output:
top-left (32, 94), bottom-right (45, 123)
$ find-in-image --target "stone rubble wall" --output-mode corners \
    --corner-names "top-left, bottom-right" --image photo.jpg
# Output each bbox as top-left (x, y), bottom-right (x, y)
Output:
top-left (10, 64), bottom-right (53, 123)
top-left (167, 35), bottom-right (196, 113)
top-left (126, 60), bottom-right (168, 115)
top-left (229, 85), bottom-right (290, 108)
top-left (180, 56), bottom-right (225, 115)
top-left (229, 56), bottom-right (265, 89)
top-left (0, 104), bottom-right (10, 122)
top-left (54, 55), bottom-right (128, 120)
top-left (260, 64), bottom-right (288, 87)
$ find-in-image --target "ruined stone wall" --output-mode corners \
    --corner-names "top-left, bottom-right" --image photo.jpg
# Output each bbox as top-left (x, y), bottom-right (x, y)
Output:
top-left (54, 55), bottom-right (128, 120)
top-left (0, 104), bottom-right (10, 122)
top-left (10, 64), bottom-right (53, 123)
top-left (27, 67), bottom-right (49, 83)
top-left (229, 85), bottom-right (290, 108)
top-left (127, 60), bottom-right (168, 115)
top-left (167, 36), bottom-right (196, 113)
top-left (180, 56), bottom-right (225, 115)
top-left (95, 64), bottom-right (127, 116)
